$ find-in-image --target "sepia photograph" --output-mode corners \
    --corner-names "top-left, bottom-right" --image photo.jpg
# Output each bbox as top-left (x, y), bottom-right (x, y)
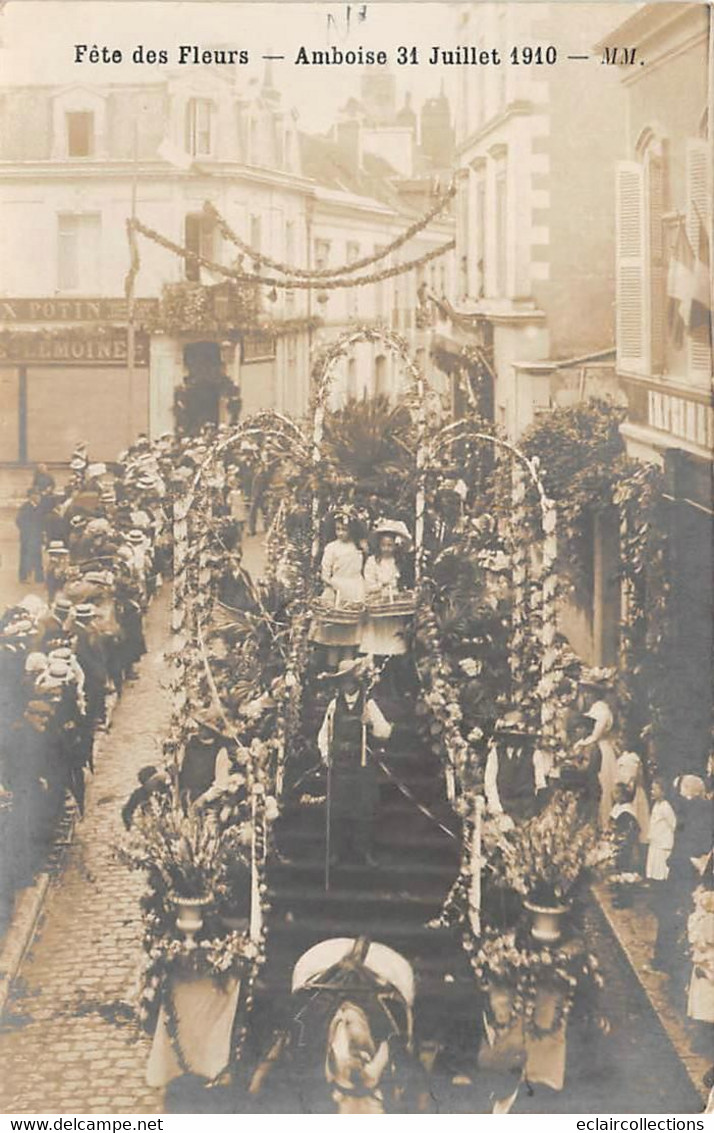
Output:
top-left (0, 0), bottom-right (711, 1116)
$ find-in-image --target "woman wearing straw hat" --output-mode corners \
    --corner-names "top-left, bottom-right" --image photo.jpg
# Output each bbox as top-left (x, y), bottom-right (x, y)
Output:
top-left (360, 520), bottom-right (412, 660)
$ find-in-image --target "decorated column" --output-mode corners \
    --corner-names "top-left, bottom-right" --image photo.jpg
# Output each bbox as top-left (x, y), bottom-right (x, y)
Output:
top-left (468, 794), bottom-right (486, 937)
top-left (508, 459), bottom-right (529, 703)
top-left (538, 494), bottom-right (560, 755)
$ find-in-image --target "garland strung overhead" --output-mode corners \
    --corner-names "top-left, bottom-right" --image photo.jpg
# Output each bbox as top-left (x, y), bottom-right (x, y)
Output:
top-left (129, 216), bottom-right (454, 291)
top-left (203, 178), bottom-right (457, 280)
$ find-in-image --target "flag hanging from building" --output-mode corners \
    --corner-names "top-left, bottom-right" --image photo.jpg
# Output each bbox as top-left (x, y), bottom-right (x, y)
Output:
top-left (689, 207), bottom-right (711, 334)
top-left (157, 137), bottom-right (195, 171)
top-left (666, 220), bottom-right (695, 346)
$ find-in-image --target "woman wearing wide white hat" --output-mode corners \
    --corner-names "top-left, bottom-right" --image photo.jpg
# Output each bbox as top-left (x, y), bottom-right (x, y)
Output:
top-left (360, 520), bottom-right (412, 659)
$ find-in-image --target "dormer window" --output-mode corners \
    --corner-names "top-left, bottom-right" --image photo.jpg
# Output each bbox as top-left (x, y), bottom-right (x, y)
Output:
top-left (185, 98), bottom-right (213, 156)
top-left (52, 88), bottom-right (105, 160)
top-left (66, 111), bottom-right (94, 157)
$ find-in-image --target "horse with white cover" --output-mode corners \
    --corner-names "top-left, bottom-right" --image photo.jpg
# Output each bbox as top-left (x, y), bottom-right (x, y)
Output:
top-left (248, 936), bottom-right (427, 1112)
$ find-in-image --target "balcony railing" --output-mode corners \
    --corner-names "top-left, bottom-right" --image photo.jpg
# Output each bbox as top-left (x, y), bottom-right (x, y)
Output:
top-left (620, 372), bottom-right (713, 456)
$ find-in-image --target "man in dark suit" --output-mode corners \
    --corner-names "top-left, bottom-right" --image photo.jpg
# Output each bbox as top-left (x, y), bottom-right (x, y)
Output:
top-left (16, 490), bottom-right (45, 582)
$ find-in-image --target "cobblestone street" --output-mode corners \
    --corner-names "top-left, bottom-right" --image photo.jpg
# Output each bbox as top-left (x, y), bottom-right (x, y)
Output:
top-left (0, 595), bottom-right (171, 1115)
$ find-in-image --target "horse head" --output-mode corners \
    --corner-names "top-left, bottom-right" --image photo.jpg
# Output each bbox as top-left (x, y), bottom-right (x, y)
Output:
top-left (325, 1000), bottom-right (391, 1113)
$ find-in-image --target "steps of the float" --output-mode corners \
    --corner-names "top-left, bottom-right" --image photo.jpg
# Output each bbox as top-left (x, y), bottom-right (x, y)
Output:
top-left (276, 806), bottom-right (456, 845)
top-left (267, 880), bottom-right (447, 928)
top-left (260, 915), bottom-right (466, 964)
top-left (268, 855), bottom-right (459, 896)
top-left (276, 826), bottom-right (459, 867)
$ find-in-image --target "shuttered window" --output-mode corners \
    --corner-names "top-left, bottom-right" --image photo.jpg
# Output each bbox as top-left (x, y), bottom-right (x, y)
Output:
top-left (647, 153), bottom-right (665, 375)
top-left (686, 139), bottom-right (712, 381)
top-left (616, 162), bottom-right (646, 372)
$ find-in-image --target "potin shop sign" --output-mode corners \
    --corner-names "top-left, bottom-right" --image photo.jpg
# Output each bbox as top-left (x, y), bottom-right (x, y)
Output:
top-left (0, 298), bottom-right (158, 322)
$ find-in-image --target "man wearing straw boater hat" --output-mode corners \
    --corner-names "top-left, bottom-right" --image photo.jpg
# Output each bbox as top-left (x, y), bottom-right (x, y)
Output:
top-left (317, 658), bottom-right (393, 872)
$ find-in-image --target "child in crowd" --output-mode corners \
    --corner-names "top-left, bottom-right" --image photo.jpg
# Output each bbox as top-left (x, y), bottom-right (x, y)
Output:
top-left (609, 783), bottom-right (641, 909)
top-left (646, 778), bottom-right (676, 882)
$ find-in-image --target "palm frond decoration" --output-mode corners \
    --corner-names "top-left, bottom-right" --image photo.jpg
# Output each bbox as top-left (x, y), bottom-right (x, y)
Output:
top-left (321, 395), bottom-right (417, 506)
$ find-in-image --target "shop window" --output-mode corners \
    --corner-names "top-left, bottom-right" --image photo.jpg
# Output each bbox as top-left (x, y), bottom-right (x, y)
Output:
top-left (66, 111), bottom-right (94, 157)
top-left (57, 213), bottom-right (100, 292)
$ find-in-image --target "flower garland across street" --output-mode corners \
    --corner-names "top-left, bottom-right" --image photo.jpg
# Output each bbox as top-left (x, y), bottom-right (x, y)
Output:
top-left (129, 216), bottom-right (454, 290)
top-left (203, 177), bottom-right (457, 279)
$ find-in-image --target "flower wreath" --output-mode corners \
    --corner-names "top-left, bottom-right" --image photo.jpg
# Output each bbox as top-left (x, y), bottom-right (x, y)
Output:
top-left (468, 930), bottom-right (604, 1039)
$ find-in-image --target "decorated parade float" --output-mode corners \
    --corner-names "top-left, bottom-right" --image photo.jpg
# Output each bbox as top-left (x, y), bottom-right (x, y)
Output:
top-left (118, 196), bottom-right (627, 1111)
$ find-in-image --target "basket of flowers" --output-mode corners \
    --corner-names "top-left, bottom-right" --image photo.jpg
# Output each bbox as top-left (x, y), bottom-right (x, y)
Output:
top-left (366, 587), bottom-right (417, 618)
top-left (312, 594), bottom-right (364, 626)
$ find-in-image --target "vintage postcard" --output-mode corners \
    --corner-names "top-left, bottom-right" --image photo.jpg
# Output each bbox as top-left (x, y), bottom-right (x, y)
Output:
top-left (0, 0), bottom-right (711, 1118)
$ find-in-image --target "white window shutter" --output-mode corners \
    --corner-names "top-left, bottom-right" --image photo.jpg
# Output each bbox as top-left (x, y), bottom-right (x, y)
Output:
top-left (686, 138), bottom-right (712, 380)
top-left (647, 154), bottom-right (665, 375)
top-left (616, 162), bottom-right (646, 373)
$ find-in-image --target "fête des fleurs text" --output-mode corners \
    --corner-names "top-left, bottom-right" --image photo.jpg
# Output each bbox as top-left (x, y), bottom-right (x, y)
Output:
top-left (73, 43), bottom-right (644, 68)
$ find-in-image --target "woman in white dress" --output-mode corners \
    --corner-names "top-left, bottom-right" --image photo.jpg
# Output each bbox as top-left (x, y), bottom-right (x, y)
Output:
top-left (573, 699), bottom-right (619, 830)
top-left (360, 521), bottom-right (411, 658)
top-left (310, 510), bottom-right (365, 667)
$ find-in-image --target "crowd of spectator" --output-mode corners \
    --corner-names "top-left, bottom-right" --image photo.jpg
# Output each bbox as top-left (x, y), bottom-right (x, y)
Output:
top-left (0, 436), bottom-right (179, 928)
